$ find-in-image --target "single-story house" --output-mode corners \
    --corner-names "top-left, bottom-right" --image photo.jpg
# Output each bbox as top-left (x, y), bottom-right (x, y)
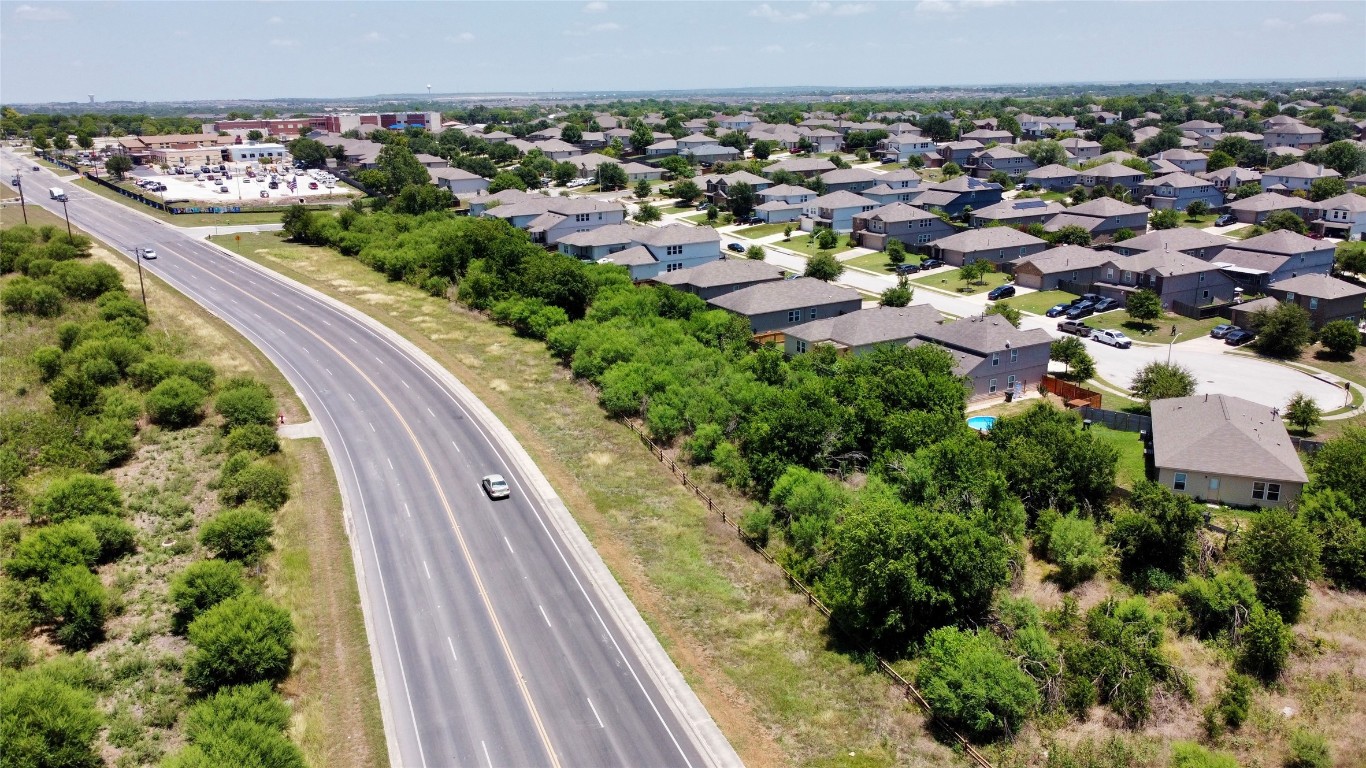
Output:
top-left (1044, 197), bottom-right (1151, 239)
top-left (1150, 394), bottom-right (1307, 507)
top-left (1077, 162), bottom-right (1146, 194)
top-left (1146, 149), bottom-right (1208, 174)
top-left (969, 198), bottom-right (1064, 228)
top-left (930, 227), bottom-right (1049, 268)
top-left (429, 167), bottom-right (490, 195)
top-left (851, 202), bottom-right (958, 251)
top-left (910, 315), bottom-right (1053, 398)
top-left (1108, 227), bottom-right (1229, 260)
top-left (1024, 164), bottom-right (1080, 191)
top-left (1225, 192), bottom-right (1321, 225)
top-left (763, 157), bottom-right (838, 178)
top-left (648, 258), bottom-right (786, 301)
top-left (1266, 273), bottom-right (1366, 328)
top-left (819, 168), bottom-right (879, 194)
top-left (707, 277), bottom-right (862, 334)
top-left (783, 304), bottom-right (943, 356)
top-left (557, 223), bottom-right (721, 280)
top-left (1198, 166), bottom-right (1262, 191)
top-left (1010, 245), bottom-right (1113, 290)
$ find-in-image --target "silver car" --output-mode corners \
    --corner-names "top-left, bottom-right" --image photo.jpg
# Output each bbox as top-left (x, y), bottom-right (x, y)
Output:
top-left (481, 474), bottom-right (510, 499)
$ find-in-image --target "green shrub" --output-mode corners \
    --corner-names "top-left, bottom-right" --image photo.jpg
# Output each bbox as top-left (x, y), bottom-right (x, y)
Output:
top-left (683, 423), bottom-right (724, 464)
top-left (0, 665), bottom-right (102, 768)
top-left (165, 720), bottom-right (305, 768)
top-left (1171, 742), bottom-right (1238, 768)
top-left (1284, 729), bottom-right (1332, 768)
top-left (739, 506), bottom-right (774, 547)
top-left (76, 515), bottom-right (137, 562)
top-left (83, 417), bottom-right (136, 467)
top-left (95, 292), bottom-right (147, 326)
top-left (219, 462), bottom-right (290, 512)
top-left (184, 594), bottom-right (296, 691)
top-left (1237, 506), bottom-right (1322, 623)
top-left (30, 472), bottom-right (123, 524)
top-left (915, 626), bottom-right (1040, 741)
top-left (49, 369), bottom-right (101, 413)
top-left (214, 380), bottom-right (277, 430)
top-left (44, 261), bottom-right (122, 300)
top-left (199, 507), bottom-right (275, 564)
top-left (1176, 568), bottom-right (1261, 640)
top-left (127, 354), bottom-right (185, 389)
top-left (31, 345), bottom-right (64, 382)
top-left (218, 450), bottom-right (256, 483)
top-left (1212, 672), bottom-right (1253, 732)
top-left (3, 521), bottom-right (101, 581)
top-left (39, 565), bottom-right (107, 650)
top-left (1237, 604), bottom-right (1291, 682)
top-left (225, 424), bottom-right (280, 456)
top-left (146, 375), bottom-right (208, 429)
top-left (1046, 515), bottom-right (1107, 588)
top-left (169, 560), bottom-right (247, 634)
top-left (184, 682), bottom-right (290, 739)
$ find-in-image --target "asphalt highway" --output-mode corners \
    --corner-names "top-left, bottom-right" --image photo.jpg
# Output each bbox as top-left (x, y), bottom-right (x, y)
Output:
top-left (3, 154), bottom-right (741, 768)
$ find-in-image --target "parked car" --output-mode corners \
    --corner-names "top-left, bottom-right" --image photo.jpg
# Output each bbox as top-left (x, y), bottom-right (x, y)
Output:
top-left (1214, 214), bottom-right (1236, 226)
top-left (1045, 303), bottom-right (1070, 318)
top-left (1066, 302), bottom-right (1096, 320)
top-left (218, 185), bottom-right (228, 193)
top-left (481, 474), bottom-right (510, 499)
top-left (1092, 297), bottom-right (1119, 312)
top-left (726, 242), bottom-right (745, 253)
top-left (259, 190), bottom-right (270, 198)
top-left (695, 202), bottom-right (710, 211)
top-left (308, 182), bottom-right (318, 190)
top-left (1210, 324), bottom-right (1240, 339)
top-left (1092, 329), bottom-right (1133, 349)
top-left (894, 263), bottom-right (921, 275)
top-left (1057, 319), bottom-right (1092, 337)
top-left (920, 258), bottom-right (946, 269)
top-left (1225, 330), bottom-right (1256, 346)
top-left (31, 165), bottom-right (40, 171)
top-left (987, 284), bottom-right (1016, 300)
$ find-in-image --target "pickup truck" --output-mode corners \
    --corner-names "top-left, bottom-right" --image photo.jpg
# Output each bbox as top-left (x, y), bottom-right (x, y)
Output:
top-left (1057, 319), bottom-right (1092, 337)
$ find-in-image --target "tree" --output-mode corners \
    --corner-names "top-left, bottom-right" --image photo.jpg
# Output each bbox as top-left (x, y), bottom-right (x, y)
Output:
top-left (0, 669), bottom-right (102, 768)
top-left (1250, 302), bottom-right (1313, 358)
top-left (1126, 288), bottom-right (1163, 326)
top-left (245, 129), bottom-right (264, 142)
top-left (670, 179), bottom-right (701, 203)
top-left (215, 380), bottom-right (277, 430)
top-left (1185, 200), bottom-right (1211, 218)
top-left (658, 155), bottom-right (694, 180)
top-left (1307, 176), bottom-right (1346, 202)
top-left (633, 202), bottom-right (661, 223)
top-left (633, 178), bottom-right (652, 200)
top-left (147, 375), bottom-right (209, 429)
top-left (884, 238), bottom-right (907, 265)
top-left (488, 171), bottom-right (526, 194)
top-left (984, 302), bottom-right (1021, 328)
top-left (31, 473), bottom-right (122, 524)
top-left (745, 245), bottom-right (766, 260)
top-left (815, 227), bottom-right (839, 250)
top-left (1108, 480), bottom-right (1203, 580)
top-left (391, 184), bottom-right (453, 215)
top-left (1263, 210), bottom-right (1308, 234)
top-left (1237, 506), bottom-right (1321, 623)
top-left (1283, 392), bottom-right (1322, 434)
top-left (727, 181), bottom-right (757, 220)
top-left (941, 161), bottom-right (964, 178)
top-left (1048, 225), bottom-right (1092, 246)
top-left (1020, 139), bottom-right (1068, 167)
top-left (1318, 319), bottom-right (1360, 357)
top-left (288, 137), bottom-right (330, 169)
top-left (1337, 244), bottom-right (1366, 275)
top-left (105, 154), bottom-right (133, 180)
top-left (185, 594), bottom-right (296, 691)
top-left (1205, 150), bottom-right (1235, 172)
top-left (629, 124), bottom-right (654, 153)
top-left (1100, 133), bottom-right (1128, 153)
top-left (374, 143), bottom-right (430, 195)
top-left (596, 162), bottom-right (628, 190)
top-left (1050, 336), bottom-right (1095, 381)
top-left (1232, 182), bottom-right (1263, 201)
top-left (1150, 208), bottom-right (1183, 230)
top-left (200, 507), bottom-right (275, 564)
top-left (75, 132), bottom-right (94, 150)
top-left (959, 259), bottom-right (994, 289)
top-left (915, 626), bottom-right (1040, 741)
top-left (705, 204), bottom-right (718, 224)
top-left (1046, 514), bottom-right (1108, 588)
top-left (559, 124), bottom-right (582, 144)
top-left (552, 161), bottom-right (578, 186)
top-left (1130, 361), bottom-right (1197, 403)
top-left (1236, 604), bottom-right (1292, 681)
top-left (879, 281), bottom-right (912, 307)
top-left (1320, 140), bottom-right (1365, 177)
top-left (170, 559), bottom-right (247, 634)
top-left (751, 140), bottom-right (774, 160)
top-left (805, 252), bottom-right (844, 281)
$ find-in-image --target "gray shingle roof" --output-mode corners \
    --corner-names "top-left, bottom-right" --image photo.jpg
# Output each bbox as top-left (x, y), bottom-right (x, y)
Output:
top-left (1012, 244), bottom-right (1112, 271)
top-left (1065, 197), bottom-right (1150, 217)
top-left (854, 202), bottom-right (937, 223)
top-left (1151, 395), bottom-right (1307, 483)
top-left (1025, 164), bottom-right (1080, 179)
top-left (916, 314), bottom-right (1052, 355)
top-left (1269, 273), bottom-right (1366, 300)
top-left (785, 305), bottom-right (943, 348)
top-left (931, 227), bottom-right (1047, 252)
top-left (651, 258), bottom-right (786, 289)
top-left (1237, 229), bottom-right (1330, 256)
top-left (1112, 227), bottom-right (1229, 254)
top-left (707, 277), bottom-right (860, 315)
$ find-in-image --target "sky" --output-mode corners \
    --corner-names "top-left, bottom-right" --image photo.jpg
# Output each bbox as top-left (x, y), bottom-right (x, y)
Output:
top-left (2, 0), bottom-right (1364, 104)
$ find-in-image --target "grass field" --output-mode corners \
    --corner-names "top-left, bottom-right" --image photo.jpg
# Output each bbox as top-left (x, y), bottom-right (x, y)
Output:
top-left (1179, 214), bottom-right (1219, 228)
top-left (211, 231), bottom-right (960, 768)
top-left (842, 251), bottom-right (902, 274)
top-left (73, 178), bottom-right (287, 226)
top-left (911, 266), bottom-right (1013, 295)
top-left (1088, 424), bottom-right (1148, 489)
top-left (774, 235), bottom-right (854, 259)
top-left (734, 222), bottom-right (792, 240)
top-left (999, 288), bottom-right (1078, 316)
top-left (1084, 309), bottom-right (1224, 343)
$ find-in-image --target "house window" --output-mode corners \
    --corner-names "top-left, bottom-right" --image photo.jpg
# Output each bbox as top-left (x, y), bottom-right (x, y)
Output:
top-left (1286, 292), bottom-right (1296, 301)
top-left (1202, 290), bottom-right (1210, 300)
top-left (1010, 349), bottom-right (1019, 363)
top-left (917, 234), bottom-right (930, 244)
top-left (1107, 268), bottom-right (1115, 280)
top-left (991, 352), bottom-right (1000, 367)
top-left (1199, 273), bottom-right (1205, 283)
top-left (795, 340), bottom-right (807, 354)
top-left (1123, 270), bottom-right (1133, 283)
top-left (787, 310), bottom-right (802, 322)
top-left (809, 308), bottom-right (818, 319)
top-left (575, 213), bottom-right (591, 222)
top-left (1209, 477), bottom-right (1220, 492)
top-left (988, 378), bottom-right (998, 393)
top-left (1173, 472), bottom-right (1187, 491)
top-left (1252, 482), bottom-right (1281, 502)
top-left (665, 262), bottom-right (683, 272)
top-left (1007, 374), bottom-right (1017, 389)
top-left (918, 219), bottom-right (932, 228)
top-left (1309, 298), bottom-right (1318, 310)
top-left (665, 245), bottom-right (683, 256)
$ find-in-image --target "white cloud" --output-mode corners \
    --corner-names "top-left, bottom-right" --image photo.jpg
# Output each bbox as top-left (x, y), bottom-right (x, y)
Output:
top-left (583, 1), bottom-right (608, 12)
top-left (914, 0), bottom-right (958, 15)
top-left (446, 32), bottom-right (475, 42)
top-left (563, 21), bottom-right (622, 36)
top-left (361, 31), bottom-right (386, 42)
top-left (13, 4), bottom-right (72, 21)
top-left (749, 3), bottom-right (794, 21)
top-left (750, 2), bottom-right (873, 22)
top-left (268, 15), bottom-right (283, 24)
top-left (270, 38), bottom-right (299, 48)
top-left (831, 3), bottom-right (874, 16)
top-left (1304, 12), bottom-right (1346, 25)
top-left (762, 44), bottom-right (784, 54)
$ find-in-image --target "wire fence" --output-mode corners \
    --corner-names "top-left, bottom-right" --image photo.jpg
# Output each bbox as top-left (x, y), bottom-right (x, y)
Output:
top-left (619, 418), bottom-right (995, 768)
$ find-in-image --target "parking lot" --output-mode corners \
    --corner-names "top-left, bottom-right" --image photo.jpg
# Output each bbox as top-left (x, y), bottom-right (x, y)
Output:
top-left (124, 162), bottom-right (359, 205)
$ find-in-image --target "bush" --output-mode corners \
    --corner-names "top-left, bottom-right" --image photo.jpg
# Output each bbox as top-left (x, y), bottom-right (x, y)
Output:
top-left (184, 682), bottom-right (290, 739)
top-left (3, 521), bottom-right (101, 581)
top-left (1176, 568), bottom-right (1260, 640)
top-left (1317, 319), bottom-right (1359, 357)
top-left (184, 594), bottom-right (296, 691)
top-left (1284, 730), bottom-right (1332, 768)
top-left (214, 381), bottom-right (277, 430)
top-left (1251, 302), bottom-right (1314, 358)
top-left (225, 424), bottom-right (280, 456)
top-left (170, 560), bottom-right (247, 634)
top-left (1171, 742), bottom-right (1238, 768)
top-left (0, 666), bottom-right (102, 768)
top-left (30, 472), bottom-right (123, 523)
top-left (1108, 481), bottom-right (1202, 581)
top-left (146, 376), bottom-right (208, 429)
top-left (1046, 515), bottom-right (1107, 588)
top-left (1237, 604), bottom-right (1292, 681)
top-left (1237, 506), bottom-right (1321, 622)
top-left (39, 565), bottom-right (107, 650)
top-left (1212, 672), bottom-right (1253, 731)
top-left (77, 515), bottom-right (137, 562)
top-left (915, 626), bottom-right (1040, 741)
top-left (31, 345), bottom-right (64, 382)
top-left (739, 506), bottom-right (774, 547)
top-left (199, 507), bottom-right (275, 564)
top-left (166, 720), bottom-right (305, 768)
top-left (219, 462), bottom-right (290, 512)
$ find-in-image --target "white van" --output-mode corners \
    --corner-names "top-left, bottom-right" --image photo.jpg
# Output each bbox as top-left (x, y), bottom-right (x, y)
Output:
top-left (49, 187), bottom-right (67, 201)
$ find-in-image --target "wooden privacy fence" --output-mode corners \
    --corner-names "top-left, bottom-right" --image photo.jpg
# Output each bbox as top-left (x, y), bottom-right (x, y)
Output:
top-left (620, 418), bottom-right (996, 768)
top-left (1041, 375), bottom-right (1103, 409)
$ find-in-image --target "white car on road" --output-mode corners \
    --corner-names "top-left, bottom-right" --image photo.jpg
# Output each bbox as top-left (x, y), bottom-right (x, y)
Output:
top-left (1092, 329), bottom-right (1132, 349)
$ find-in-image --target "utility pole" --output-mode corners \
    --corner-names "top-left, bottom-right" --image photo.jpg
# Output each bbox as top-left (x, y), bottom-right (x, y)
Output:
top-left (14, 175), bottom-right (28, 224)
top-left (60, 196), bottom-right (72, 237)
top-left (131, 248), bottom-right (149, 317)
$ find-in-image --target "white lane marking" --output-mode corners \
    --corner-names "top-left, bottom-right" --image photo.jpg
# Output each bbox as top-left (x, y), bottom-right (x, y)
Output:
top-left (387, 458), bottom-right (394, 470)
top-left (368, 422), bottom-right (376, 433)
top-left (423, 561), bottom-right (431, 579)
top-left (322, 319), bottom-right (331, 326)
top-left (503, 537), bottom-right (514, 555)
top-left (253, 312), bottom-right (262, 319)
top-left (481, 741), bottom-right (494, 768)
top-left (447, 636), bottom-right (458, 662)
top-left (230, 298), bottom-right (239, 305)
top-left (325, 368), bottom-right (333, 376)
top-left (349, 336), bottom-right (358, 344)
top-left (586, 697), bottom-right (605, 729)
top-left (451, 440), bottom-right (461, 453)
top-left (427, 407), bottom-right (435, 417)
top-left (404, 503), bottom-right (411, 518)
top-left (348, 393), bottom-right (355, 402)
top-left (538, 605), bottom-right (552, 629)
top-left (376, 356), bottom-right (383, 364)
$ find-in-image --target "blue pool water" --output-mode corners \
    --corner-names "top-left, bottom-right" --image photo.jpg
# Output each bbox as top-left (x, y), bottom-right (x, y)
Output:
top-left (966, 416), bottom-right (997, 431)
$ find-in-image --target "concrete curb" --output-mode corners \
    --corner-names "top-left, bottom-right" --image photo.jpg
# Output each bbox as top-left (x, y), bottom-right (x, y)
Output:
top-left (200, 236), bottom-right (743, 768)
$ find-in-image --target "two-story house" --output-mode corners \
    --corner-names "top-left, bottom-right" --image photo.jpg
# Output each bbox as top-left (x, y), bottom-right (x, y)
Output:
top-left (969, 199), bottom-right (1065, 228)
top-left (1215, 229), bottom-right (1338, 289)
top-left (851, 202), bottom-right (958, 251)
top-left (910, 175), bottom-right (1004, 217)
top-left (1178, 119), bottom-right (1224, 143)
top-left (763, 157), bottom-right (838, 178)
top-left (1098, 251), bottom-right (1238, 308)
top-left (1311, 192), bottom-right (1366, 240)
top-left (699, 170), bottom-right (773, 207)
top-left (429, 167), bottom-right (490, 196)
top-left (1011, 245), bottom-right (1114, 290)
top-left (1261, 119), bottom-right (1323, 150)
top-left (1107, 227), bottom-right (1229, 260)
top-left (877, 133), bottom-right (937, 163)
top-left (648, 258), bottom-right (786, 301)
top-left (1147, 149), bottom-right (1208, 175)
top-left (1058, 138), bottom-right (1102, 163)
top-left (1198, 166), bottom-right (1262, 192)
top-left (1139, 172), bottom-right (1226, 212)
top-left (1261, 162), bottom-right (1341, 193)
top-left (962, 128), bottom-right (1016, 146)
top-left (930, 227), bottom-right (1049, 268)
top-left (557, 223), bottom-right (721, 281)
top-left (910, 315), bottom-right (1053, 398)
top-left (804, 128), bottom-right (844, 154)
top-left (936, 140), bottom-right (985, 167)
top-left (1266, 273), bottom-right (1366, 328)
top-left (707, 277), bottom-right (862, 334)
top-left (1077, 162), bottom-right (1147, 195)
top-left (819, 168), bottom-right (879, 194)
top-left (754, 184), bottom-right (817, 223)
top-left (970, 147), bottom-right (1038, 178)
top-left (783, 304), bottom-right (943, 356)
top-left (1225, 192), bottom-right (1321, 225)
top-left (1044, 197), bottom-right (1151, 239)
top-left (1024, 164), bottom-right (1080, 191)
top-left (801, 191), bottom-right (879, 233)
top-left (481, 192), bottom-right (627, 247)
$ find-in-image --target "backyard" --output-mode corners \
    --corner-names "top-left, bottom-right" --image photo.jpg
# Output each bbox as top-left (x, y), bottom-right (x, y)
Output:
top-left (910, 266), bottom-right (1013, 295)
top-left (1087, 423), bottom-right (1149, 490)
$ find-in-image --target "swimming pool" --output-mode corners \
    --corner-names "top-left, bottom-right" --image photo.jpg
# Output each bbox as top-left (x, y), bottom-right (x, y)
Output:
top-left (966, 415), bottom-right (997, 431)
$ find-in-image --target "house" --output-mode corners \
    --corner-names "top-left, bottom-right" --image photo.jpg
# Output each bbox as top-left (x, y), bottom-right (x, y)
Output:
top-left (1311, 192), bottom-right (1366, 240)
top-left (970, 146), bottom-right (1037, 178)
top-left (481, 192), bottom-right (627, 246)
top-left (1058, 138), bottom-right (1103, 162)
top-left (1266, 146), bottom-right (1306, 163)
top-left (1108, 227), bottom-right (1229, 260)
top-left (1224, 130), bottom-right (1265, 148)
top-left (1010, 245), bottom-right (1113, 290)
top-left (684, 145), bottom-right (743, 165)
top-left (1147, 149), bottom-right (1208, 174)
top-left (1097, 251), bottom-right (1238, 308)
top-left (804, 128), bottom-right (844, 154)
top-left (962, 129), bottom-right (1015, 145)
top-left (645, 139), bottom-right (678, 156)
top-left (557, 224), bottom-right (721, 281)
top-left (910, 176), bottom-right (1004, 217)
top-left (1044, 197), bottom-right (1150, 239)
top-left (700, 170), bottom-right (772, 206)
top-left (911, 315), bottom-right (1053, 398)
top-left (801, 191), bottom-right (879, 233)
top-left (1262, 121), bottom-right (1323, 150)
top-left (930, 227), bottom-right (1048, 268)
top-left (969, 198), bottom-right (1065, 228)
top-left (1215, 229), bottom-right (1337, 290)
top-left (1139, 172), bottom-right (1225, 211)
top-left (1024, 164), bottom-right (1080, 191)
top-left (819, 168), bottom-right (879, 194)
top-left (1150, 395), bottom-right (1307, 507)
top-left (1347, 173), bottom-right (1366, 190)
top-left (620, 161), bottom-right (663, 182)
top-left (783, 304), bottom-right (943, 356)
top-left (1266, 273), bottom-right (1366, 328)
top-left (1077, 162), bottom-right (1146, 194)
top-left (648, 258), bottom-right (786, 301)
top-left (1225, 192), bottom-right (1321, 225)
top-left (1198, 166), bottom-right (1262, 192)
top-left (429, 167), bottom-right (490, 195)
top-left (1018, 114), bottom-right (1077, 137)
top-left (676, 133), bottom-right (717, 153)
top-left (707, 277), bottom-right (862, 333)
top-left (877, 133), bottom-right (937, 163)
top-left (1179, 120), bottom-right (1224, 140)
top-left (718, 113), bottom-right (760, 131)
top-left (763, 157), bottom-right (837, 178)
top-left (567, 152), bottom-right (621, 178)
top-left (936, 140), bottom-right (985, 167)
top-left (851, 202), bottom-right (958, 251)
top-left (1261, 162), bottom-right (1341, 193)
top-left (529, 139), bottom-right (582, 160)
top-left (753, 184), bottom-right (817, 223)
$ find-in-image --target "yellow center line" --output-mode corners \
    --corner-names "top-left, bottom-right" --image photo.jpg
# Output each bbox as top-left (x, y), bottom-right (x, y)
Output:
top-left (168, 247), bottom-right (562, 768)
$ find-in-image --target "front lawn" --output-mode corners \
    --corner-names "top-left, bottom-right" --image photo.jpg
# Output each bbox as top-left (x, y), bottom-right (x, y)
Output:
top-left (874, 162), bottom-right (906, 172)
top-left (776, 236), bottom-right (854, 259)
top-left (735, 222), bottom-right (794, 240)
top-left (1084, 310), bottom-right (1225, 342)
top-left (661, 204), bottom-right (697, 214)
top-left (1017, 190), bottom-right (1069, 203)
top-left (842, 252), bottom-right (901, 274)
top-left (910, 266), bottom-right (1013, 295)
top-left (999, 289), bottom-right (1079, 316)
top-left (680, 212), bottom-right (713, 224)
top-left (1179, 214), bottom-right (1219, 229)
